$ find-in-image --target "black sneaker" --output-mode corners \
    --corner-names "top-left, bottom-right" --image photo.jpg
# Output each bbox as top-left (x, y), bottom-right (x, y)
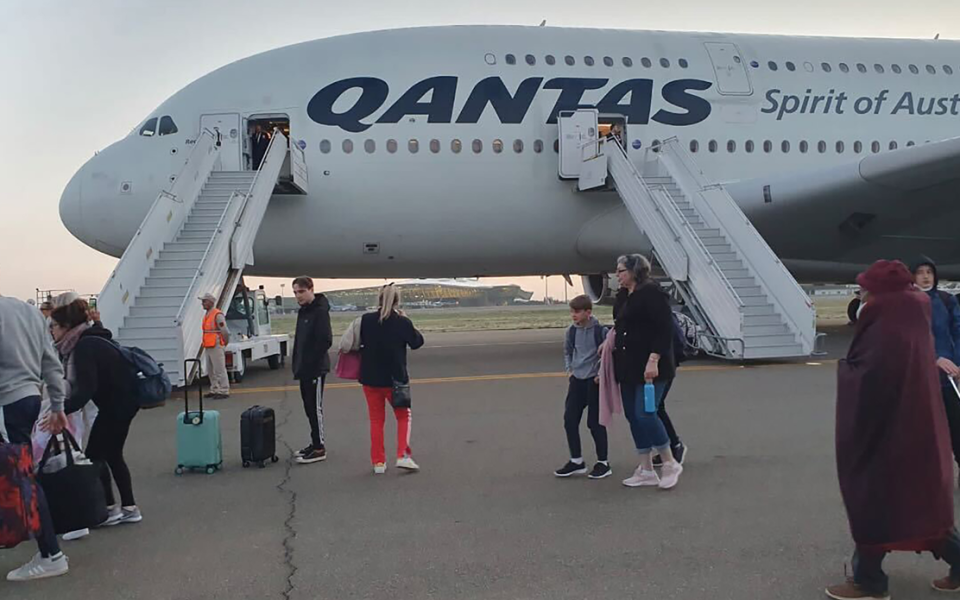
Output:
top-left (673, 443), bottom-right (687, 465)
top-left (295, 447), bottom-right (327, 464)
top-left (588, 462), bottom-right (612, 479)
top-left (294, 444), bottom-right (314, 458)
top-left (554, 461), bottom-right (588, 477)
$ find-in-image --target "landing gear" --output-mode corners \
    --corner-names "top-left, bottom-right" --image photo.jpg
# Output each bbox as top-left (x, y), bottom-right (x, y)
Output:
top-left (267, 355), bottom-right (280, 370)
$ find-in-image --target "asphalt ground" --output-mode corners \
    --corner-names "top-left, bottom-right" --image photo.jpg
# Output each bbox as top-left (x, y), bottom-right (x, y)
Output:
top-left (4, 324), bottom-right (956, 599)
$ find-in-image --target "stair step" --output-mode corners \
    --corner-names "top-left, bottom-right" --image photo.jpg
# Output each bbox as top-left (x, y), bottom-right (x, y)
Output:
top-left (185, 216), bottom-right (222, 225)
top-left (743, 313), bottom-right (782, 326)
top-left (163, 242), bottom-right (208, 252)
top-left (154, 258), bottom-right (202, 269)
top-left (139, 286), bottom-right (190, 298)
top-left (694, 228), bottom-right (722, 239)
top-left (701, 239), bottom-right (730, 249)
top-left (146, 275), bottom-right (195, 286)
top-left (743, 344), bottom-right (806, 359)
top-left (722, 269), bottom-right (751, 279)
top-left (742, 304), bottom-right (776, 317)
top-left (150, 267), bottom-right (200, 278)
top-left (124, 316), bottom-right (178, 329)
top-left (743, 324), bottom-right (790, 336)
top-left (178, 232), bottom-right (216, 240)
top-left (709, 252), bottom-right (738, 262)
top-left (182, 225), bottom-right (218, 233)
top-left (158, 251), bottom-right (205, 263)
top-left (133, 296), bottom-right (185, 308)
top-left (744, 333), bottom-right (798, 347)
top-left (716, 259), bottom-right (743, 270)
top-left (741, 295), bottom-right (771, 306)
top-left (129, 306), bottom-right (180, 318)
top-left (733, 286), bottom-right (763, 297)
top-left (115, 336), bottom-right (179, 352)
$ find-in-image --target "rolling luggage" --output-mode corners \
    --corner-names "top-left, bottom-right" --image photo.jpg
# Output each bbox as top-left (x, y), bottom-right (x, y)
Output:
top-left (240, 406), bottom-right (279, 468)
top-left (176, 359), bottom-right (222, 475)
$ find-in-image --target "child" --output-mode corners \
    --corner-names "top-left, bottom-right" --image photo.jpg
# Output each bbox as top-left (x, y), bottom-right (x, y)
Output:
top-left (554, 295), bottom-right (611, 479)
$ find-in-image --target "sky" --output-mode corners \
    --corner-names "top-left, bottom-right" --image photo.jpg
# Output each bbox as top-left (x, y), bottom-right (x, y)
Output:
top-left (1, 0), bottom-right (958, 303)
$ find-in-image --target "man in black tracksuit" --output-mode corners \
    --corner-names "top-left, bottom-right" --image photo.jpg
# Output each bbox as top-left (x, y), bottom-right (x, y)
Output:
top-left (291, 277), bottom-right (332, 464)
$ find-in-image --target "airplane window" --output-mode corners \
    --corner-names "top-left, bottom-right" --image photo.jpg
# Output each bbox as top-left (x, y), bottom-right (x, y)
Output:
top-left (679, 58), bottom-right (689, 69)
top-left (641, 57), bottom-right (652, 68)
top-left (342, 139), bottom-right (354, 154)
top-left (320, 139), bottom-right (331, 154)
top-left (909, 64), bottom-right (919, 74)
top-left (874, 64), bottom-right (885, 74)
top-left (803, 62), bottom-right (815, 72)
top-left (927, 65), bottom-right (937, 74)
top-left (473, 139), bottom-right (483, 153)
top-left (545, 55), bottom-right (556, 65)
top-left (623, 57), bottom-right (633, 67)
top-left (836, 141), bottom-right (845, 153)
top-left (781, 140), bottom-right (791, 153)
top-left (387, 139), bottom-right (398, 153)
top-left (818, 141), bottom-right (827, 153)
top-left (492, 139), bottom-right (504, 153)
top-left (651, 139), bottom-right (661, 153)
top-left (451, 139), bottom-right (462, 154)
top-left (564, 55), bottom-right (575, 66)
top-left (763, 140), bottom-right (773, 153)
top-left (727, 140), bottom-right (736, 153)
top-left (750, 60), bottom-right (760, 69)
top-left (891, 64), bottom-right (902, 74)
top-left (408, 139), bottom-right (419, 154)
top-left (708, 140), bottom-right (718, 153)
top-left (505, 54), bottom-right (516, 65)
top-left (786, 61), bottom-right (796, 72)
top-left (889, 141), bottom-right (898, 150)
top-left (857, 63), bottom-right (867, 73)
top-left (906, 140), bottom-right (916, 147)
top-left (799, 140), bottom-right (809, 153)
top-left (603, 56), bottom-right (614, 67)
top-left (430, 139), bottom-right (440, 153)
top-left (525, 54), bottom-right (536, 66)
top-left (854, 141), bottom-right (863, 153)
top-left (821, 62), bottom-right (833, 73)
top-left (839, 63), bottom-right (850, 73)
top-left (660, 58), bottom-right (671, 68)
top-left (871, 141), bottom-right (881, 153)
top-left (584, 56), bottom-right (595, 66)
top-left (364, 139), bottom-right (376, 154)
top-left (689, 140), bottom-right (699, 153)
top-left (158, 116), bottom-right (178, 136)
top-left (534, 139), bottom-right (544, 153)
top-left (745, 140), bottom-right (755, 153)
top-left (553, 139), bottom-right (560, 153)
top-left (513, 139), bottom-right (524, 153)
top-left (945, 65), bottom-right (955, 75)
top-left (139, 117), bottom-right (157, 137)
top-left (768, 61), bottom-right (778, 71)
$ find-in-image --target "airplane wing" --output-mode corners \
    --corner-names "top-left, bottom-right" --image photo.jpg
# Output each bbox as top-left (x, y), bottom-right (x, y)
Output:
top-left (727, 136), bottom-right (960, 278)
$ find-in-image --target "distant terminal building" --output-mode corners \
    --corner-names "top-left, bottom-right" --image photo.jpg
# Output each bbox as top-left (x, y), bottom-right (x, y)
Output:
top-left (322, 279), bottom-right (534, 309)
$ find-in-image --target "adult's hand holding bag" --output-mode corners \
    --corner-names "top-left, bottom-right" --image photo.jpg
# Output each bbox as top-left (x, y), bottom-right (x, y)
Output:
top-left (37, 431), bottom-right (108, 534)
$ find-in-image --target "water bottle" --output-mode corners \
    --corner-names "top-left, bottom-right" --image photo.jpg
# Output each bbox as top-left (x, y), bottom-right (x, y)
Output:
top-left (643, 382), bottom-right (657, 414)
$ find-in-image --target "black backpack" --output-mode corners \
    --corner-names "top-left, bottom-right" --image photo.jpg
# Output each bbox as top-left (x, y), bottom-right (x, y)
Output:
top-left (92, 338), bottom-right (172, 408)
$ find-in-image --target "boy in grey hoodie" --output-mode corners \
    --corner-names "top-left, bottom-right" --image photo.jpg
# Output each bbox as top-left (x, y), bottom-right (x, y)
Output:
top-left (554, 295), bottom-right (611, 479)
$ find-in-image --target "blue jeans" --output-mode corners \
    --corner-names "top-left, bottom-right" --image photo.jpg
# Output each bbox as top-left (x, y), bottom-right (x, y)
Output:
top-left (2, 396), bottom-right (61, 558)
top-left (620, 381), bottom-right (671, 454)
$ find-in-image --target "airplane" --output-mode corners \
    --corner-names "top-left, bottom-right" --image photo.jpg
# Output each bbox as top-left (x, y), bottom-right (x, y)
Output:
top-left (60, 25), bottom-right (960, 308)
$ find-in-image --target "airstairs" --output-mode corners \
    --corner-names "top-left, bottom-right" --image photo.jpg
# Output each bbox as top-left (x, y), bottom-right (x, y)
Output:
top-left (97, 128), bottom-right (292, 386)
top-left (560, 110), bottom-right (816, 360)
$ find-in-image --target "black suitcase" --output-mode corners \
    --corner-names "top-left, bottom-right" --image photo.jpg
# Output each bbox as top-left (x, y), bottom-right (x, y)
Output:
top-left (240, 406), bottom-right (278, 468)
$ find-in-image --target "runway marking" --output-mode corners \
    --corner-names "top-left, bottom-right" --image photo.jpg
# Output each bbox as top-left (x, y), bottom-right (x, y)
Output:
top-left (423, 341), bottom-right (558, 349)
top-left (228, 359), bottom-right (839, 396)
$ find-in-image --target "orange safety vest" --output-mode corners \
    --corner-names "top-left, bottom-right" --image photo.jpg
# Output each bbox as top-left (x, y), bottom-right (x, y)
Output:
top-left (202, 308), bottom-right (227, 348)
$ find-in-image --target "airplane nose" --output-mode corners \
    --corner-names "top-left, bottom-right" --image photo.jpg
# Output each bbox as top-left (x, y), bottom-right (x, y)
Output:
top-left (59, 166), bottom-right (87, 243)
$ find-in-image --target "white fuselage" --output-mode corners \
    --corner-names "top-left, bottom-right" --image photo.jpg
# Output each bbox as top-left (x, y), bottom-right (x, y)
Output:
top-left (60, 26), bottom-right (960, 281)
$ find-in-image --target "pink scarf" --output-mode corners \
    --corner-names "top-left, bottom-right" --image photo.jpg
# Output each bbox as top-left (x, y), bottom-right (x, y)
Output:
top-left (598, 328), bottom-right (621, 428)
top-left (55, 322), bottom-right (90, 358)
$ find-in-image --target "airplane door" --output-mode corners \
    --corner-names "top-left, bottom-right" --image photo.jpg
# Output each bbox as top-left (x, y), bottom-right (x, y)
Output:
top-left (200, 113), bottom-right (242, 170)
top-left (558, 109), bottom-right (599, 179)
top-left (703, 42), bottom-right (753, 96)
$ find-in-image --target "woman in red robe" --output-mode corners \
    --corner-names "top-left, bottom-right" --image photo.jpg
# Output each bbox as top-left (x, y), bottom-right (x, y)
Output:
top-left (827, 260), bottom-right (960, 599)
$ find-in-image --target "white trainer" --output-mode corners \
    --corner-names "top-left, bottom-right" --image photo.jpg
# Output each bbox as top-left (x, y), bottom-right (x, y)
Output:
top-left (62, 528), bottom-right (90, 541)
top-left (658, 462), bottom-right (684, 490)
top-left (373, 463), bottom-right (387, 474)
top-left (622, 467), bottom-right (660, 488)
top-left (6, 552), bottom-right (69, 581)
top-left (396, 456), bottom-right (420, 471)
top-left (102, 506), bottom-right (123, 527)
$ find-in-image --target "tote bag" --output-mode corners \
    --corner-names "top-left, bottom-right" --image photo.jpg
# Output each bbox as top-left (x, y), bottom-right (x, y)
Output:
top-left (37, 432), bottom-right (108, 534)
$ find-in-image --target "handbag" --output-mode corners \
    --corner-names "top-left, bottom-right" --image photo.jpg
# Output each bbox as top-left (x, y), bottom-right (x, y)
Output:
top-left (335, 351), bottom-right (361, 381)
top-left (391, 380), bottom-right (412, 409)
top-left (0, 442), bottom-right (42, 549)
top-left (37, 431), bottom-right (108, 534)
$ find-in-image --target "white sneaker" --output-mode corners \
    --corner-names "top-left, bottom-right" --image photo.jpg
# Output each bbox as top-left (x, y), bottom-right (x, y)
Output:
top-left (658, 462), bottom-right (683, 490)
top-left (118, 507), bottom-right (143, 524)
top-left (102, 506), bottom-right (123, 527)
top-left (396, 456), bottom-right (420, 471)
top-left (622, 467), bottom-right (660, 488)
top-left (62, 528), bottom-right (90, 541)
top-left (6, 552), bottom-right (69, 581)
top-left (373, 463), bottom-right (387, 474)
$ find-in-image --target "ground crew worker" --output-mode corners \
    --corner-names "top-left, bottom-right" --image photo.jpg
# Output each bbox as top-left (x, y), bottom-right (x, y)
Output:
top-left (199, 293), bottom-right (230, 399)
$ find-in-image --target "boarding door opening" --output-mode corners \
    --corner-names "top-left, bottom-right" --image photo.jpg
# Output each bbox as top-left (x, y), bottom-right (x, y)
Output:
top-left (703, 42), bottom-right (753, 96)
top-left (200, 113), bottom-right (242, 171)
top-left (557, 109), bottom-right (599, 179)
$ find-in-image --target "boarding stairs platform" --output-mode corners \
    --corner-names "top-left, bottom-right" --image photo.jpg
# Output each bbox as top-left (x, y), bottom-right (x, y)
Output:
top-left (97, 128), bottom-right (292, 386)
top-left (559, 110), bottom-right (816, 360)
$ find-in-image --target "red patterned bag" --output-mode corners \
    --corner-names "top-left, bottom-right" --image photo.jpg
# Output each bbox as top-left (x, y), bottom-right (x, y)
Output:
top-left (0, 443), bottom-right (42, 548)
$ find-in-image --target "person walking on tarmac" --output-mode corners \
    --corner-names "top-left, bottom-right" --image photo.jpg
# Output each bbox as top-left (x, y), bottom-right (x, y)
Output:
top-left (291, 276), bottom-right (332, 465)
top-left (199, 293), bottom-right (230, 399)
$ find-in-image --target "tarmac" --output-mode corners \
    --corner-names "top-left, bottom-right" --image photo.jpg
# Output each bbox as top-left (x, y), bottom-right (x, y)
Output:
top-left (2, 324), bottom-right (955, 600)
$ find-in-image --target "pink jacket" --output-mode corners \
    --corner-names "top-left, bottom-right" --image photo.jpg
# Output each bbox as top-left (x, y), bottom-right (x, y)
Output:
top-left (598, 328), bottom-right (621, 428)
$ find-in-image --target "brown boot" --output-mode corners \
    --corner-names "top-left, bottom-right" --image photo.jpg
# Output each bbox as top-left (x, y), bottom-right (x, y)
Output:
top-left (825, 580), bottom-right (890, 600)
top-left (932, 575), bottom-right (960, 593)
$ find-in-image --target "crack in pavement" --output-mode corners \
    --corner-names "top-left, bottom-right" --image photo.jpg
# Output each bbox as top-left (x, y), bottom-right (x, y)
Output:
top-left (275, 389), bottom-right (299, 600)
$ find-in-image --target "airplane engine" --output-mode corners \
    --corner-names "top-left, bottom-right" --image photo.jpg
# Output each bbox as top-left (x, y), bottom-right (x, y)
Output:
top-left (581, 274), bottom-right (615, 306)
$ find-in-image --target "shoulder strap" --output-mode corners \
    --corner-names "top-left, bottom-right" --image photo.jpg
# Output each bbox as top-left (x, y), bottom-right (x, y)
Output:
top-left (566, 326), bottom-right (576, 351)
top-left (593, 324), bottom-right (604, 347)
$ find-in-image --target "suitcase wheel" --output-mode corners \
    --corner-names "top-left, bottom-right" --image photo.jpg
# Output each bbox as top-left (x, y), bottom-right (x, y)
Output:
top-left (205, 466), bottom-right (216, 475)
top-left (175, 466), bottom-right (184, 476)
top-left (243, 461), bottom-right (250, 468)
top-left (271, 456), bottom-right (279, 463)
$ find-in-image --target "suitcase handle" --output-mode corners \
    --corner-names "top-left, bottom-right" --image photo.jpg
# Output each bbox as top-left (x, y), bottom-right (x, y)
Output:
top-left (184, 358), bottom-right (204, 425)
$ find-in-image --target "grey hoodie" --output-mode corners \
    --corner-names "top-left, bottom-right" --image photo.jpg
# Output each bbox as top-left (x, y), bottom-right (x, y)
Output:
top-left (0, 296), bottom-right (66, 412)
top-left (564, 316), bottom-right (607, 380)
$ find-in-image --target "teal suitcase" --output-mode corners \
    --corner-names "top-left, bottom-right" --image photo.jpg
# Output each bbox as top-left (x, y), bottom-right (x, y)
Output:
top-left (176, 359), bottom-right (222, 475)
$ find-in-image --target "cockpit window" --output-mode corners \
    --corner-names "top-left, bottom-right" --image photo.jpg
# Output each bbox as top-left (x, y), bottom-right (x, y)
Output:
top-left (139, 117), bottom-right (158, 137)
top-left (158, 116), bottom-right (178, 136)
